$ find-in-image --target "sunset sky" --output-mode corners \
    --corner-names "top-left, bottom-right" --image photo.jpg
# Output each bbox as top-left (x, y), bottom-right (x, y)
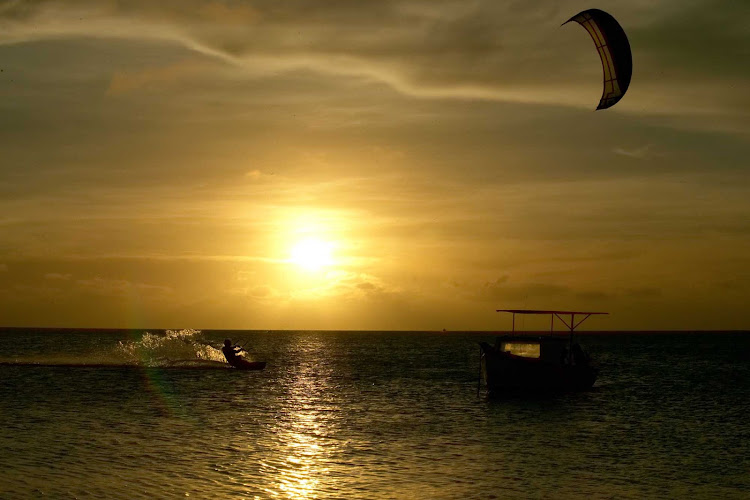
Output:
top-left (1, 0), bottom-right (748, 330)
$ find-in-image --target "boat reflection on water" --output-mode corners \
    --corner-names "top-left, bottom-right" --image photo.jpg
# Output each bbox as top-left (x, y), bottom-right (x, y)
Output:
top-left (479, 309), bottom-right (606, 395)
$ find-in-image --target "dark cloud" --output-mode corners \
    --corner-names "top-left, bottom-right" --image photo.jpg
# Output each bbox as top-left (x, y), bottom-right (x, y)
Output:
top-left (625, 287), bottom-right (662, 298)
top-left (717, 279), bottom-right (747, 292)
top-left (632, 0), bottom-right (750, 80)
top-left (480, 277), bottom-right (571, 301)
top-left (1, 0), bottom-right (735, 109)
top-left (575, 290), bottom-right (612, 301)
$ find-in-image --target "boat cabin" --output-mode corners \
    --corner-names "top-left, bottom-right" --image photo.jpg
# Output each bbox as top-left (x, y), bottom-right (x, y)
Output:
top-left (496, 335), bottom-right (568, 364)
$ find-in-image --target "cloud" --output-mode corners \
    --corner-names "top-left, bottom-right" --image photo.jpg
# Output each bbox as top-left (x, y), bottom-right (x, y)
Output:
top-left (613, 145), bottom-right (653, 160)
top-left (244, 169), bottom-right (276, 181)
top-left (8, 283), bottom-right (64, 300)
top-left (226, 283), bottom-right (282, 301)
top-left (632, 0), bottom-right (750, 81)
top-left (480, 276), bottom-right (572, 301)
top-left (717, 279), bottom-right (746, 292)
top-left (575, 290), bottom-right (612, 301)
top-left (44, 272), bottom-right (72, 280)
top-left (1, 0), bottom-right (746, 122)
top-left (196, 1), bottom-right (260, 25)
top-left (625, 287), bottom-right (662, 298)
top-left (106, 59), bottom-right (207, 95)
top-left (247, 284), bottom-right (277, 299)
top-left (286, 270), bottom-right (394, 302)
top-left (75, 277), bottom-right (173, 297)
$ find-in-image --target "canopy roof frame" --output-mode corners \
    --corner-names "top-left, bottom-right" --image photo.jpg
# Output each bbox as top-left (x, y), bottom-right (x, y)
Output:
top-left (496, 309), bottom-right (608, 334)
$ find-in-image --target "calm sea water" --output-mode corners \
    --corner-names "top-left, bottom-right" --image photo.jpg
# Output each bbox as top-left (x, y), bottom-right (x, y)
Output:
top-left (0, 329), bottom-right (748, 499)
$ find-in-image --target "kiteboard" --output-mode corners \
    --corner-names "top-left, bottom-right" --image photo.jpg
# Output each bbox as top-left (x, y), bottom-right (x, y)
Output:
top-left (229, 359), bottom-right (267, 371)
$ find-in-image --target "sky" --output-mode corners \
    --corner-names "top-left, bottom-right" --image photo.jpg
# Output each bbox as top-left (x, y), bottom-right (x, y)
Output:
top-left (0, 0), bottom-right (748, 330)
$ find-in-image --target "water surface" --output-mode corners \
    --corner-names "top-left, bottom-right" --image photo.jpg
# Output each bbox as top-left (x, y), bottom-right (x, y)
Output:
top-left (1, 329), bottom-right (748, 499)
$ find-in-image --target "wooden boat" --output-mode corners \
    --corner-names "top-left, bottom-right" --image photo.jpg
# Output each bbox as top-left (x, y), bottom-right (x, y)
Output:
top-left (479, 309), bottom-right (605, 394)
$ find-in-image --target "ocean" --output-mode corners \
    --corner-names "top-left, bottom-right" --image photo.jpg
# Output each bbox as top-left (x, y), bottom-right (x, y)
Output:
top-left (0, 329), bottom-right (748, 499)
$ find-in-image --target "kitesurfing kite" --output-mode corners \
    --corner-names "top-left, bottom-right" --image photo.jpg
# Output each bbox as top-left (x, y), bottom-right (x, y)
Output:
top-left (563, 9), bottom-right (632, 110)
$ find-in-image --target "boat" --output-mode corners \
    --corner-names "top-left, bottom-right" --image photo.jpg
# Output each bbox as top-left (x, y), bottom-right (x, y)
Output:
top-left (479, 309), bottom-right (606, 394)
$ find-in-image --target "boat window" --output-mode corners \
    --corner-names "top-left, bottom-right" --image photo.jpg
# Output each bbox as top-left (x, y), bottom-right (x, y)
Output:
top-left (502, 343), bottom-right (541, 358)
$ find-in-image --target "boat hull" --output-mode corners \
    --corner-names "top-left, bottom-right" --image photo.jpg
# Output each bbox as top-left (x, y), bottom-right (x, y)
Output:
top-left (480, 342), bottom-right (597, 393)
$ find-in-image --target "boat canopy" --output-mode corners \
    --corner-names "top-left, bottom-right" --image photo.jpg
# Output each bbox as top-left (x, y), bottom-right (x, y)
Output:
top-left (496, 309), bottom-right (608, 316)
top-left (496, 309), bottom-right (608, 334)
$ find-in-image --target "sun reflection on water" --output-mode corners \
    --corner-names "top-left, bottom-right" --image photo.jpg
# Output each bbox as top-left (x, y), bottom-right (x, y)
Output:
top-left (262, 335), bottom-right (341, 499)
top-left (278, 424), bottom-right (324, 498)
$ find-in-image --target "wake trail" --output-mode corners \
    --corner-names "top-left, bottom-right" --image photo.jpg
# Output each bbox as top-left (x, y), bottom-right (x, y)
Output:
top-left (0, 329), bottom-right (242, 369)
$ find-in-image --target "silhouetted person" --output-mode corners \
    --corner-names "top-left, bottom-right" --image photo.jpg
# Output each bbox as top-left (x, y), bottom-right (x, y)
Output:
top-left (222, 339), bottom-right (244, 367)
top-left (572, 343), bottom-right (590, 366)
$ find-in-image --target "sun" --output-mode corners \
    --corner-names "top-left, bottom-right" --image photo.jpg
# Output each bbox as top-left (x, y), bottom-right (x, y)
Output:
top-left (289, 238), bottom-right (334, 271)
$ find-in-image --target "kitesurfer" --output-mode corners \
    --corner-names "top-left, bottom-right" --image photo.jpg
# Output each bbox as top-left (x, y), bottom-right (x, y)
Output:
top-left (222, 338), bottom-right (245, 368)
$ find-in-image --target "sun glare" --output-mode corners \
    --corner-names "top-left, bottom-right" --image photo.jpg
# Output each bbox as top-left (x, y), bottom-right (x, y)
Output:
top-left (290, 238), bottom-right (334, 271)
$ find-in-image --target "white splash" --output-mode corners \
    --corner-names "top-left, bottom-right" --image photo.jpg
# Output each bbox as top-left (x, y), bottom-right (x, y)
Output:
top-left (116, 329), bottom-right (227, 366)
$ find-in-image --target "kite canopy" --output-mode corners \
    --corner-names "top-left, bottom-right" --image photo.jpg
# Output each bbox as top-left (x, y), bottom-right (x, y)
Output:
top-left (564, 9), bottom-right (632, 110)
